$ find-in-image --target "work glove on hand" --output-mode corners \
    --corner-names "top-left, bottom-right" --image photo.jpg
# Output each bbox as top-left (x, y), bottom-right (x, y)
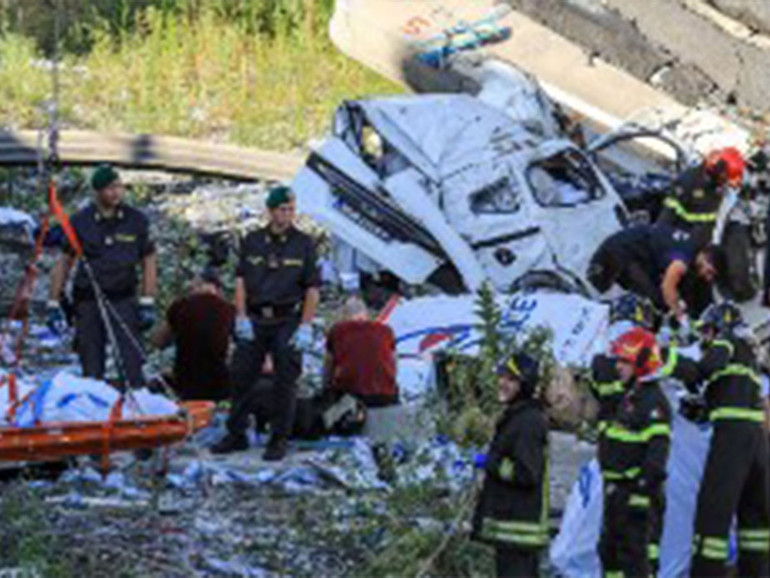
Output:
top-left (46, 300), bottom-right (67, 335)
top-left (677, 315), bottom-right (692, 343)
top-left (138, 297), bottom-right (157, 333)
top-left (679, 394), bottom-right (709, 424)
top-left (291, 323), bottom-right (314, 351)
top-left (234, 316), bottom-right (255, 342)
top-left (473, 453), bottom-right (488, 470)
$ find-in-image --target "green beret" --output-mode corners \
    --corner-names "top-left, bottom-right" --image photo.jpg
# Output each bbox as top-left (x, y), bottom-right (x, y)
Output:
top-left (266, 185), bottom-right (294, 209)
top-left (91, 164), bottom-right (120, 191)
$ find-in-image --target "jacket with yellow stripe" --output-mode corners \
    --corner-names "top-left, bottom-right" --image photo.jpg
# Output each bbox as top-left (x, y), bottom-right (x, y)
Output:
top-left (667, 335), bottom-right (763, 424)
top-left (598, 379), bottom-right (672, 490)
top-left (590, 354), bottom-right (626, 425)
top-left (472, 398), bottom-right (549, 550)
top-left (658, 165), bottom-right (721, 249)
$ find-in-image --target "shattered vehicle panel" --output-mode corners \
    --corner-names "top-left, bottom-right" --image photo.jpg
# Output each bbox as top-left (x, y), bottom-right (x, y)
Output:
top-left (294, 93), bottom-right (627, 294)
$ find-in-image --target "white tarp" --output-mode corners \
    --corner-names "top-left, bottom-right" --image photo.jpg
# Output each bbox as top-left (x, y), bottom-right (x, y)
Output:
top-left (383, 293), bottom-right (609, 367)
top-left (0, 370), bottom-right (179, 426)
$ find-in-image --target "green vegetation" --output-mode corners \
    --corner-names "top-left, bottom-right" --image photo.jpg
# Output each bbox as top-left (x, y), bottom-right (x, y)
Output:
top-left (0, 0), bottom-right (402, 150)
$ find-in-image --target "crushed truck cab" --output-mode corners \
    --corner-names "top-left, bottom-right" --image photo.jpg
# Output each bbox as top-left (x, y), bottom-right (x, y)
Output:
top-left (293, 94), bottom-right (627, 294)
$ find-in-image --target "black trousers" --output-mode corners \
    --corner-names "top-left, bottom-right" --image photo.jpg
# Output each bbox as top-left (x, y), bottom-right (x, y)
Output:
top-left (495, 546), bottom-right (539, 578)
top-left (649, 491), bottom-right (666, 577)
top-left (599, 481), bottom-right (653, 578)
top-left (227, 317), bottom-right (301, 440)
top-left (588, 242), bottom-right (662, 308)
top-left (74, 297), bottom-right (144, 387)
top-left (690, 422), bottom-right (770, 578)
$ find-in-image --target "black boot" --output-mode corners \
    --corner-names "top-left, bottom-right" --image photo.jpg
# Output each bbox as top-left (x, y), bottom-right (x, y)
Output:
top-left (210, 433), bottom-right (249, 455)
top-left (262, 435), bottom-right (289, 461)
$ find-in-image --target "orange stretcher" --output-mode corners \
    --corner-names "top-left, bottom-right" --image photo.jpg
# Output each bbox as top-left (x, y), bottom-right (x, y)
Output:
top-left (0, 401), bottom-right (214, 462)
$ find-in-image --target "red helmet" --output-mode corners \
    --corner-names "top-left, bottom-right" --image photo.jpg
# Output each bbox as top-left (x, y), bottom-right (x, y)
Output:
top-left (610, 327), bottom-right (662, 378)
top-left (704, 147), bottom-right (745, 185)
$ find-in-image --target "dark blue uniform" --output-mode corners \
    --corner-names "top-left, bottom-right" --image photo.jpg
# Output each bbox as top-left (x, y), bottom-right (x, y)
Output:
top-left (66, 203), bottom-right (154, 386)
top-left (588, 224), bottom-right (698, 310)
top-left (226, 226), bottom-right (320, 442)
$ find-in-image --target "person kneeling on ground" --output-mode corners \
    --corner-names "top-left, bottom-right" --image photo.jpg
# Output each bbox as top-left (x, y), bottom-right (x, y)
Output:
top-left (150, 267), bottom-right (235, 401)
top-left (472, 352), bottom-right (549, 578)
top-left (324, 296), bottom-right (398, 407)
top-left (588, 223), bottom-right (724, 323)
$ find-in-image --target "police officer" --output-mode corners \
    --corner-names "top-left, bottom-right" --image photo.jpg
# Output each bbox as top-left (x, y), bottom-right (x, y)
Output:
top-left (47, 165), bottom-right (157, 387)
top-left (588, 223), bottom-right (724, 322)
top-left (598, 327), bottom-right (671, 578)
top-left (211, 185), bottom-right (320, 461)
top-left (472, 352), bottom-right (549, 578)
top-left (658, 147), bottom-right (745, 249)
top-left (671, 303), bottom-right (770, 577)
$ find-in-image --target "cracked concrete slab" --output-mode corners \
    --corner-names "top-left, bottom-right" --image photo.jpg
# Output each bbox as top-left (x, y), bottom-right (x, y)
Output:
top-left (505, 0), bottom-right (770, 112)
top-left (708, 0), bottom-right (770, 36)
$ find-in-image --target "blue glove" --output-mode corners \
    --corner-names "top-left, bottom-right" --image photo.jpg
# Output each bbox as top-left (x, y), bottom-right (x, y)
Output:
top-left (291, 323), bottom-right (314, 350)
top-left (473, 453), bottom-right (488, 470)
top-left (46, 301), bottom-right (67, 335)
top-left (138, 297), bottom-right (157, 333)
top-left (235, 316), bottom-right (254, 342)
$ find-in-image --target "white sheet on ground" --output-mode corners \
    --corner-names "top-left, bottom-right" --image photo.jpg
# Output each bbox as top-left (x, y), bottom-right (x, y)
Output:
top-left (550, 384), bottom-right (716, 578)
top-left (384, 293), bottom-right (608, 367)
top-left (0, 371), bottom-right (179, 427)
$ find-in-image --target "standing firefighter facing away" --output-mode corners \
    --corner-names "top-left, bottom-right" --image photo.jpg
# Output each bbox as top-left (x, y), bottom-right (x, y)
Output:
top-left (673, 302), bottom-right (770, 577)
top-left (472, 352), bottom-right (549, 578)
top-left (48, 165), bottom-right (157, 387)
top-left (599, 327), bottom-right (671, 578)
top-left (212, 185), bottom-right (320, 461)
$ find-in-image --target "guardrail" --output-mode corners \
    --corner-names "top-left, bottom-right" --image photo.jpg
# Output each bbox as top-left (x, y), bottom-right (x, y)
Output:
top-left (0, 130), bottom-right (306, 182)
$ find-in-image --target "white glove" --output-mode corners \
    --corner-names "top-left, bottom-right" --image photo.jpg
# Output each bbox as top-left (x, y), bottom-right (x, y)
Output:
top-left (291, 323), bottom-right (314, 351)
top-left (234, 316), bottom-right (254, 342)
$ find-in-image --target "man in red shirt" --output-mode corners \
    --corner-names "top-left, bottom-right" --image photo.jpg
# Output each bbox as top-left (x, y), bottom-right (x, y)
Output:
top-left (151, 267), bottom-right (235, 401)
top-left (324, 297), bottom-right (398, 407)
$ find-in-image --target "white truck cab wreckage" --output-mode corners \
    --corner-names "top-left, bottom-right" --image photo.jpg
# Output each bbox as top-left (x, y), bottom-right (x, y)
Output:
top-left (293, 91), bottom-right (627, 295)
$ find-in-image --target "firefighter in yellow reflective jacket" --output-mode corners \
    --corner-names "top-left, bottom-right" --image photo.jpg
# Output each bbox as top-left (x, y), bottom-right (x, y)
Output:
top-left (472, 352), bottom-right (549, 578)
top-left (670, 302), bottom-right (770, 577)
top-left (591, 294), bottom-right (666, 575)
top-left (598, 327), bottom-right (672, 578)
top-left (658, 147), bottom-right (745, 249)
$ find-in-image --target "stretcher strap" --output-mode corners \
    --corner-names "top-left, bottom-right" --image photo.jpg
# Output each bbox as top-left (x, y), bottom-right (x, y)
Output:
top-left (49, 179), bottom-right (81, 257)
top-left (100, 397), bottom-right (124, 474)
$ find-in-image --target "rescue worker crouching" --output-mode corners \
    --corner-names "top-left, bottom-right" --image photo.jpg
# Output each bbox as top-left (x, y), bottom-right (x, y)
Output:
top-left (598, 327), bottom-right (672, 578)
top-left (211, 185), bottom-right (320, 461)
top-left (472, 352), bottom-right (550, 578)
top-left (670, 302), bottom-right (770, 577)
top-left (588, 223), bottom-right (725, 323)
top-left (47, 164), bottom-right (157, 387)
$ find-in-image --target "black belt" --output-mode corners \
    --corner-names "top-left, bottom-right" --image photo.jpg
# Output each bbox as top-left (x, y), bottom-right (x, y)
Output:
top-left (249, 302), bottom-right (301, 320)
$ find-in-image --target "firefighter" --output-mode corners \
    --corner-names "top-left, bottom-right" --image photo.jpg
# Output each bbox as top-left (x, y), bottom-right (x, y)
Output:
top-left (590, 294), bottom-right (665, 576)
top-left (472, 352), bottom-right (549, 578)
top-left (588, 223), bottom-right (724, 321)
top-left (47, 164), bottom-right (157, 387)
top-left (211, 185), bottom-right (320, 461)
top-left (658, 147), bottom-right (746, 249)
top-left (598, 327), bottom-right (672, 578)
top-left (673, 302), bottom-right (770, 577)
